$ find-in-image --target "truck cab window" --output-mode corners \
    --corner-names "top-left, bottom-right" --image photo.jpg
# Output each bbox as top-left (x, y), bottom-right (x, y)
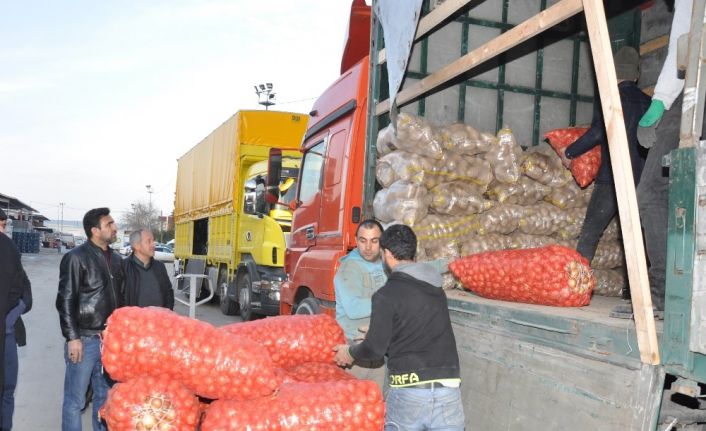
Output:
top-left (243, 177), bottom-right (267, 215)
top-left (298, 140), bottom-right (326, 204)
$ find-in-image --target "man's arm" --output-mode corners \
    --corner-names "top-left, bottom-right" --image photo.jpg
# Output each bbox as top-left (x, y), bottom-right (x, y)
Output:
top-left (565, 102), bottom-right (605, 159)
top-left (348, 292), bottom-right (394, 363)
top-left (157, 261), bottom-right (175, 310)
top-left (56, 253), bottom-right (81, 341)
top-left (334, 261), bottom-right (373, 320)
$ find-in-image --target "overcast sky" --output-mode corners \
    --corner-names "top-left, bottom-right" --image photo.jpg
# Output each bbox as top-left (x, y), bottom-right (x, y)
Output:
top-left (1, 1), bottom-right (356, 223)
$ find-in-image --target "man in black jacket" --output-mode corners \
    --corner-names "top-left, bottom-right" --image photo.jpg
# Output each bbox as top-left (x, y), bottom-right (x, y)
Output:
top-left (123, 228), bottom-right (174, 309)
top-left (0, 208), bottom-right (32, 431)
top-left (0, 209), bottom-right (29, 430)
top-left (334, 224), bottom-right (465, 430)
top-left (562, 46), bottom-right (650, 268)
top-left (56, 207), bottom-right (124, 431)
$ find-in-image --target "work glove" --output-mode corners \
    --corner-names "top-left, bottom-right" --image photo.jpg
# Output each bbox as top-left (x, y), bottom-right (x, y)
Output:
top-left (637, 122), bottom-right (659, 149)
top-left (639, 99), bottom-right (665, 127)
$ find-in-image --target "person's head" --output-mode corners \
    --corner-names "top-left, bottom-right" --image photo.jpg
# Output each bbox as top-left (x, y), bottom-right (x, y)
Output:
top-left (614, 46), bottom-right (640, 82)
top-left (355, 219), bottom-right (384, 262)
top-left (130, 228), bottom-right (155, 261)
top-left (379, 224), bottom-right (417, 274)
top-left (0, 208), bottom-right (7, 234)
top-left (83, 207), bottom-right (117, 247)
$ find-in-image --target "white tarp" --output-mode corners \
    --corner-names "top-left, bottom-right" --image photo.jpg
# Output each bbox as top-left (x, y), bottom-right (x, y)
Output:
top-left (374, 0), bottom-right (423, 127)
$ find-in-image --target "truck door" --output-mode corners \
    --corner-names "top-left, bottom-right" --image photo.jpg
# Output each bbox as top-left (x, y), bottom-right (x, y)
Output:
top-left (289, 138), bottom-right (326, 256)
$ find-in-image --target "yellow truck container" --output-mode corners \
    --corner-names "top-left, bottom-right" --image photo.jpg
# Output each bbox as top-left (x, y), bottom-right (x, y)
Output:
top-left (174, 110), bottom-right (307, 320)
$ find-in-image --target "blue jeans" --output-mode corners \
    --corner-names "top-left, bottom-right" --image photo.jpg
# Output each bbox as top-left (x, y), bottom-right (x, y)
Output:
top-left (61, 336), bottom-right (110, 431)
top-left (2, 331), bottom-right (18, 430)
top-left (384, 386), bottom-right (465, 431)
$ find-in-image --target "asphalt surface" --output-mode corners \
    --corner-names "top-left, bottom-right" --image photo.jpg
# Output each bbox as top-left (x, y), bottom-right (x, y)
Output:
top-left (13, 247), bottom-right (241, 430)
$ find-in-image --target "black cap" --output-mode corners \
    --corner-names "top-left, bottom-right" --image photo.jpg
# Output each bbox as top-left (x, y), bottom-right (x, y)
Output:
top-left (614, 46), bottom-right (640, 81)
top-left (0, 208), bottom-right (6, 221)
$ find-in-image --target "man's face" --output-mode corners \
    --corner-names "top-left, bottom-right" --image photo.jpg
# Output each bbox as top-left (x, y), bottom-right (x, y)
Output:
top-left (134, 231), bottom-right (156, 258)
top-left (0, 219), bottom-right (6, 234)
top-left (356, 226), bottom-right (382, 262)
top-left (92, 215), bottom-right (118, 244)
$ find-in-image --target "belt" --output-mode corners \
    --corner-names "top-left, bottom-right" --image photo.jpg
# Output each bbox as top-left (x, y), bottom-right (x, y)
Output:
top-left (398, 382), bottom-right (448, 389)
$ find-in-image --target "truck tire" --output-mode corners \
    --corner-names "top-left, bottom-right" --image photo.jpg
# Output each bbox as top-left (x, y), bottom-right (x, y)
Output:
top-left (238, 273), bottom-right (255, 321)
top-left (219, 279), bottom-right (239, 316)
top-left (295, 297), bottom-right (320, 315)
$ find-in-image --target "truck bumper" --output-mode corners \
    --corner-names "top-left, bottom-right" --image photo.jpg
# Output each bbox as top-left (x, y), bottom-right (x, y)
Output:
top-left (252, 280), bottom-right (282, 316)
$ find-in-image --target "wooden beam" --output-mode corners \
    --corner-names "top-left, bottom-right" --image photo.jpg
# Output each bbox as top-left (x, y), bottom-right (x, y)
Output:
top-left (639, 35), bottom-right (669, 56)
top-left (377, 0), bottom-right (476, 65)
top-left (582, 0), bottom-right (661, 365)
top-left (375, 0), bottom-right (584, 116)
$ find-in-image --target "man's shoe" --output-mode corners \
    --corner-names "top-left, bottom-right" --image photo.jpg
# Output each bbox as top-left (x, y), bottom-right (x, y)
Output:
top-left (610, 302), bottom-right (633, 319)
top-left (610, 302), bottom-right (664, 320)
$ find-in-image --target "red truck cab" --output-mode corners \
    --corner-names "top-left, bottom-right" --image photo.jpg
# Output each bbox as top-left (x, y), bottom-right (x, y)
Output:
top-left (279, 0), bottom-right (371, 316)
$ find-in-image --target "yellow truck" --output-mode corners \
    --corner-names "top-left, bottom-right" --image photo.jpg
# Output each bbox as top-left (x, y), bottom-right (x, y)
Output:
top-left (174, 110), bottom-right (307, 320)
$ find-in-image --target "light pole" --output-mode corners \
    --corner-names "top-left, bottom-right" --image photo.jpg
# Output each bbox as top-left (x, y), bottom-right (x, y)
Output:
top-left (254, 83), bottom-right (276, 110)
top-left (146, 185), bottom-right (153, 229)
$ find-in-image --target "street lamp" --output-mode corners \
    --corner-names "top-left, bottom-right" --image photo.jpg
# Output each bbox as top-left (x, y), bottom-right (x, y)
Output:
top-left (254, 82), bottom-right (276, 110)
top-left (146, 185), bottom-right (153, 229)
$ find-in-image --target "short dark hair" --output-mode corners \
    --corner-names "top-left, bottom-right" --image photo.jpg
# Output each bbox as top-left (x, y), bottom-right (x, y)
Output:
top-left (355, 219), bottom-right (384, 237)
top-left (380, 224), bottom-right (417, 261)
top-left (0, 208), bottom-right (6, 221)
top-left (83, 207), bottom-right (111, 239)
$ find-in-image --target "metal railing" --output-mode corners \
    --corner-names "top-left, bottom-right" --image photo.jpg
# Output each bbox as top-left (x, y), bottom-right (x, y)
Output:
top-left (174, 273), bottom-right (215, 319)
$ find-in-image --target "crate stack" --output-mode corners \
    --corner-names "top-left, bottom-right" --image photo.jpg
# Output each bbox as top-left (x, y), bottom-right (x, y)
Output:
top-left (11, 231), bottom-right (40, 253)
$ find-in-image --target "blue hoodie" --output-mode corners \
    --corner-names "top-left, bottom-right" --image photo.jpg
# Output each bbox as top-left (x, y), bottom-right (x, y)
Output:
top-left (334, 249), bottom-right (387, 341)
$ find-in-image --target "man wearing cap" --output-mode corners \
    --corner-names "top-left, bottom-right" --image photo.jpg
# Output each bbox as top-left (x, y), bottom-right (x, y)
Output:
top-left (559, 46), bottom-right (650, 304)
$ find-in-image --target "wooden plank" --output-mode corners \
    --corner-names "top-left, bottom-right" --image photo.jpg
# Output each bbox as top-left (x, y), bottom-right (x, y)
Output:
top-left (377, 0), bottom-right (476, 65)
top-left (582, 0), bottom-right (660, 365)
top-left (375, 0), bottom-right (584, 116)
top-left (639, 35), bottom-right (669, 56)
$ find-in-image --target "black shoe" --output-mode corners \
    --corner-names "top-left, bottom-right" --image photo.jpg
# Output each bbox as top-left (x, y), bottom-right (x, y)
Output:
top-left (610, 302), bottom-right (664, 320)
top-left (610, 302), bottom-right (633, 319)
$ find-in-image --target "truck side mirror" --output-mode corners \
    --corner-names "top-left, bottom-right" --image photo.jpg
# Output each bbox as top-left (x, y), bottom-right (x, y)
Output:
top-left (266, 148), bottom-right (282, 204)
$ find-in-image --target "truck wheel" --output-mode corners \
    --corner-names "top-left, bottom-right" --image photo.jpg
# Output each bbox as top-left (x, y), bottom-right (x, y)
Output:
top-left (219, 280), bottom-right (239, 316)
top-left (238, 273), bottom-right (255, 321)
top-left (295, 297), bottom-right (320, 315)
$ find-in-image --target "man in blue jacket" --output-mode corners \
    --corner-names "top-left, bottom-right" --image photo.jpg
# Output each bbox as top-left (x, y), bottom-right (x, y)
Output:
top-left (334, 219), bottom-right (387, 343)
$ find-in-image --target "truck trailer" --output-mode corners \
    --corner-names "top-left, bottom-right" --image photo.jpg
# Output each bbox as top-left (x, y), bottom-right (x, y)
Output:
top-left (174, 110), bottom-right (307, 321)
top-left (277, 0), bottom-right (706, 429)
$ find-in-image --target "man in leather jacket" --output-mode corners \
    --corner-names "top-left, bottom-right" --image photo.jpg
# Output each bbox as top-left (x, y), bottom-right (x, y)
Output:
top-left (56, 207), bottom-right (124, 431)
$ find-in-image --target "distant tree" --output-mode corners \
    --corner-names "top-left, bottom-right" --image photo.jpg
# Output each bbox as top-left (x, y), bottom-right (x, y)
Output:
top-left (121, 201), bottom-right (159, 232)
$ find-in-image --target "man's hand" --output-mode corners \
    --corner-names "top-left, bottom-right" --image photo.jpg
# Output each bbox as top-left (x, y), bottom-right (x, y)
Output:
top-left (639, 99), bottom-right (665, 127)
top-left (333, 344), bottom-right (354, 368)
top-left (67, 339), bottom-right (83, 364)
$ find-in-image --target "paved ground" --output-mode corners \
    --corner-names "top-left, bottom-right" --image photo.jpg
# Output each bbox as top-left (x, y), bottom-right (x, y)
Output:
top-left (13, 248), bottom-right (240, 430)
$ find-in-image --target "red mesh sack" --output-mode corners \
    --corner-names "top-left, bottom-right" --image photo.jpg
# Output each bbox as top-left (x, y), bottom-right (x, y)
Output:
top-left (221, 314), bottom-right (345, 368)
top-left (545, 127), bottom-right (601, 188)
top-left (283, 362), bottom-right (357, 383)
top-left (449, 245), bottom-right (595, 307)
top-left (102, 307), bottom-right (281, 400)
top-left (201, 380), bottom-right (385, 431)
top-left (99, 375), bottom-right (200, 431)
